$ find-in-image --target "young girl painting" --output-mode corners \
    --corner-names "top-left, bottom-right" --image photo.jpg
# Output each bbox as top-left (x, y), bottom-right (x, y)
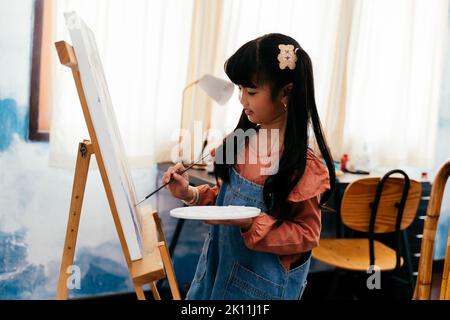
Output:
top-left (162, 33), bottom-right (335, 300)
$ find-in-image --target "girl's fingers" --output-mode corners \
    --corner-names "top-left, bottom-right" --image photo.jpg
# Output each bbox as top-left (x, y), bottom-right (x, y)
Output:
top-left (163, 164), bottom-right (187, 192)
top-left (172, 172), bottom-right (181, 180)
top-left (172, 164), bottom-right (188, 180)
top-left (174, 163), bottom-right (186, 172)
top-left (172, 173), bottom-right (186, 185)
top-left (203, 220), bottom-right (219, 225)
top-left (163, 167), bottom-right (175, 183)
top-left (164, 173), bottom-right (172, 184)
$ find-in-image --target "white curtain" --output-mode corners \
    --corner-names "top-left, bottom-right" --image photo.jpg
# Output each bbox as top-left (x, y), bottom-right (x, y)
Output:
top-left (208, 0), bottom-right (449, 169)
top-left (180, 0), bottom-right (225, 163)
top-left (343, 0), bottom-right (449, 169)
top-left (209, 0), bottom-right (346, 142)
top-left (49, 0), bottom-right (194, 168)
top-left (49, 0), bottom-right (449, 170)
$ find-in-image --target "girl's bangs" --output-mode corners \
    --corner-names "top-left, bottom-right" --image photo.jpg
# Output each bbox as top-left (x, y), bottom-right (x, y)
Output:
top-left (224, 43), bottom-right (259, 88)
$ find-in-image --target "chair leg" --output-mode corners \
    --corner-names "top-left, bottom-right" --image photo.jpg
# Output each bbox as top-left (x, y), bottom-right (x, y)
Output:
top-left (327, 269), bottom-right (348, 299)
top-left (326, 270), bottom-right (339, 299)
top-left (402, 231), bottom-right (415, 296)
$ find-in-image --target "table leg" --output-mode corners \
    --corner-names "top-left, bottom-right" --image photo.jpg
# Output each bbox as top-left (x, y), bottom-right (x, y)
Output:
top-left (169, 218), bottom-right (185, 256)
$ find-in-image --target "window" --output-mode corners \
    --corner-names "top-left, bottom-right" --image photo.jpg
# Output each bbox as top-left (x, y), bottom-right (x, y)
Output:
top-left (29, 0), bottom-right (53, 141)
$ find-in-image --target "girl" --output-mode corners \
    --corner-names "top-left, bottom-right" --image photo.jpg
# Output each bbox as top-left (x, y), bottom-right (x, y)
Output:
top-left (162, 33), bottom-right (335, 300)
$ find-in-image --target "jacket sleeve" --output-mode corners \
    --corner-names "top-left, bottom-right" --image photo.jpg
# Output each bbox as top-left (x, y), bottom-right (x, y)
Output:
top-left (241, 196), bottom-right (322, 255)
top-left (241, 152), bottom-right (331, 255)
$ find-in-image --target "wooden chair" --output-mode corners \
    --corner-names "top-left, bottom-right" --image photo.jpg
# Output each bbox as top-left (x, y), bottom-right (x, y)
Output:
top-left (413, 160), bottom-right (450, 300)
top-left (313, 170), bottom-right (422, 297)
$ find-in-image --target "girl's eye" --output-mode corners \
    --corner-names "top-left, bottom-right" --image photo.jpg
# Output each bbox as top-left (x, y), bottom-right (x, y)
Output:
top-left (237, 86), bottom-right (257, 96)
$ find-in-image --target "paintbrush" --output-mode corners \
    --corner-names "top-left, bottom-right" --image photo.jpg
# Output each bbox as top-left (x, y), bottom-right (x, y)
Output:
top-left (135, 153), bottom-right (211, 207)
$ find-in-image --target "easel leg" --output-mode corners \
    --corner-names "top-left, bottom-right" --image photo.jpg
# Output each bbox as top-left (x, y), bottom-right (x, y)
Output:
top-left (134, 283), bottom-right (161, 300)
top-left (56, 141), bottom-right (93, 300)
top-left (152, 212), bottom-right (181, 300)
top-left (134, 285), bottom-right (146, 300)
top-left (149, 282), bottom-right (161, 300)
top-left (159, 242), bottom-right (182, 300)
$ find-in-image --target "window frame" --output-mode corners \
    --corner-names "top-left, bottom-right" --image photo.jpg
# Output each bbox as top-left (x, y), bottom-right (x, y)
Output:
top-left (29, 0), bottom-right (50, 142)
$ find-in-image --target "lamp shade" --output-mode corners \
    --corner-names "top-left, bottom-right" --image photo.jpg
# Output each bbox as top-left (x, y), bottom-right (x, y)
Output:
top-left (197, 74), bottom-right (234, 105)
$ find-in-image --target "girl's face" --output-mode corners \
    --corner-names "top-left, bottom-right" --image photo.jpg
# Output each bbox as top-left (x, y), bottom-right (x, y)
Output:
top-left (238, 84), bottom-right (286, 126)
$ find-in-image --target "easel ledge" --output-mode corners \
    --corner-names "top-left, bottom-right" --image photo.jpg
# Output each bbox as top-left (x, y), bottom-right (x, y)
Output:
top-left (55, 41), bottom-right (180, 300)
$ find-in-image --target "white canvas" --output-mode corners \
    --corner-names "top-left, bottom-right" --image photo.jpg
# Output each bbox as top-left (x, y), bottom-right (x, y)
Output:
top-left (64, 12), bottom-right (142, 261)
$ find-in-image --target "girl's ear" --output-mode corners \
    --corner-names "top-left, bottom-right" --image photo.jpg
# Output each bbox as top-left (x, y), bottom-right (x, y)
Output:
top-left (280, 83), bottom-right (294, 105)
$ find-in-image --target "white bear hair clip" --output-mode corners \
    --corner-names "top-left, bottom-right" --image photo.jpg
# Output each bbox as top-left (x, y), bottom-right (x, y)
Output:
top-left (277, 44), bottom-right (299, 70)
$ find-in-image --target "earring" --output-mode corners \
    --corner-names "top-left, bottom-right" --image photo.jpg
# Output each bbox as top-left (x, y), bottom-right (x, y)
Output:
top-left (283, 103), bottom-right (288, 112)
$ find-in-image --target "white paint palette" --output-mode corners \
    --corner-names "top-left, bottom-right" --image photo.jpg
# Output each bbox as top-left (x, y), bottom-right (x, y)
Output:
top-left (170, 206), bottom-right (261, 220)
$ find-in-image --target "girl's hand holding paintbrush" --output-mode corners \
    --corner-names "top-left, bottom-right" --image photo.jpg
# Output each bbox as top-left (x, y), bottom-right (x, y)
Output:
top-left (162, 163), bottom-right (195, 202)
top-left (136, 152), bottom-right (211, 206)
top-left (162, 149), bottom-right (216, 203)
top-left (163, 162), bottom-right (253, 231)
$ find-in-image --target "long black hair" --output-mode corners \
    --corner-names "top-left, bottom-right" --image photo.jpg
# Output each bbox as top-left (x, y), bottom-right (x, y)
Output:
top-left (215, 33), bottom-right (335, 225)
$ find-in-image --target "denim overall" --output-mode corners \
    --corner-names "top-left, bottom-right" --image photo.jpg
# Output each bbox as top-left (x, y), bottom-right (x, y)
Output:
top-left (186, 166), bottom-right (311, 300)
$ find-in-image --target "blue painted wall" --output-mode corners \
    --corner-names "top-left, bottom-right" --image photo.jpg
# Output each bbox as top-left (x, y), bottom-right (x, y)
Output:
top-left (0, 98), bottom-right (28, 151)
top-left (0, 0), bottom-right (154, 299)
top-left (0, 1), bottom-right (191, 300)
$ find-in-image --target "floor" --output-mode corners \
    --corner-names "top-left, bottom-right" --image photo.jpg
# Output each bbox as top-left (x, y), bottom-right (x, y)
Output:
top-left (80, 266), bottom-right (444, 300)
top-left (302, 269), bottom-right (443, 300)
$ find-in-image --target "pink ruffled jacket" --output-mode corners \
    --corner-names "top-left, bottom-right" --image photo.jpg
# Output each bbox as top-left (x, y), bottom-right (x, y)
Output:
top-left (196, 147), bottom-right (330, 270)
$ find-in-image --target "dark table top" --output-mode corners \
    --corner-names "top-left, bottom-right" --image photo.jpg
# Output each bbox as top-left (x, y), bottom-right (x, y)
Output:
top-left (157, 162), bottom-right (431, 188)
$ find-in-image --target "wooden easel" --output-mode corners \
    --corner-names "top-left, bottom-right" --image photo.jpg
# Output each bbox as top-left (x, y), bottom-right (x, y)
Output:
top-left (55, 41), bottom-right (180, 300)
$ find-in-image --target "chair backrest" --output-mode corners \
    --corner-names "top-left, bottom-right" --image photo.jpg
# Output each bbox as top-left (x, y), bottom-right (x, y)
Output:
top-left (341, 175), bottom-right (422, 233)
top-left (414, 160), bottom-right (450, 300)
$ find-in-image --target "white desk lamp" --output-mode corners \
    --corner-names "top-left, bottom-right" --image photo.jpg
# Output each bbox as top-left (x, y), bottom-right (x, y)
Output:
top-left (179, 74), bottom-right (234, 168)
